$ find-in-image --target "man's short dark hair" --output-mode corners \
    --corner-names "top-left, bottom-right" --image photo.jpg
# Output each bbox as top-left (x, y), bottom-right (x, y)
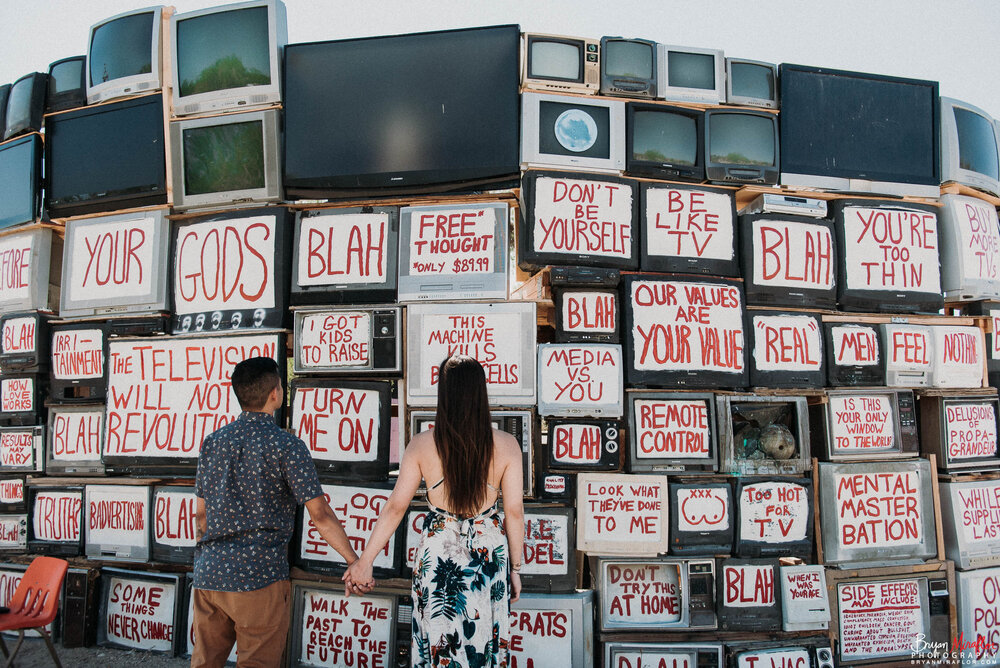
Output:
top-left (231, 357), bottom-right (281, 411)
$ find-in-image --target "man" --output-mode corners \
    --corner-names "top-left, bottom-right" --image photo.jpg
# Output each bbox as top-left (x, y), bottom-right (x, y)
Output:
top-left (192, 357), bottom-right (366, 667)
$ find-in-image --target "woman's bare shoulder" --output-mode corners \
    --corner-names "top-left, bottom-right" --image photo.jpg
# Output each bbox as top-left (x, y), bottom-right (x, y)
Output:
top-left (492, 428), bottom-right (521, 460)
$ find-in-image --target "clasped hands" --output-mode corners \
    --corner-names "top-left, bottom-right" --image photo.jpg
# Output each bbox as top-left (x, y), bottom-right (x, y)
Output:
top-left (342, 558), bottom-right (376, 597)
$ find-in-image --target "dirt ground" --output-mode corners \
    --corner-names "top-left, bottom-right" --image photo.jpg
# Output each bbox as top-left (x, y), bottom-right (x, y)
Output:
top-left (9, 637), bottom-right (191, 667)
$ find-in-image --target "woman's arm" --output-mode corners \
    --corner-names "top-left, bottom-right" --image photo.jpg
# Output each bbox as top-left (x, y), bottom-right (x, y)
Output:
top-left (498, 431), bottom-right (524, 602)
top-left (343, 438), bottom-right (424, 593)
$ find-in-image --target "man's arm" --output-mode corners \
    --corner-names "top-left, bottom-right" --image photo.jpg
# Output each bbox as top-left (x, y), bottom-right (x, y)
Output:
top-left (304, 495), bottom-right (358, 564)
top-left (195, 496), bottom-right (207, 543)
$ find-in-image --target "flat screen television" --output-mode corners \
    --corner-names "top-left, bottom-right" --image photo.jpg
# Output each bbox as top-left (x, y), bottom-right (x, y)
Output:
top-left (940, 480), bottom-right (1000, 570)
top-left (537, 343), bottom-right (624, 417)
top-left (747, 311), bottom-right (825, 388)
top-left (543, 417), bottom-right (620, 471)
top-left (46, 56), bottom-right (87, 113)
top-left (810, 388), bottom-right (919, 462)
top-left (170, 0), bottom-right (286, 116)
top-left (881, 323), bottom-right (934, 386)
top-left (817, 459), bottom-right (937, 567)
top-left (658, 45), bottom-right (725, 104)
top-left (937, 193), bottom-right (1000, 301)
top-left (291, 206), bottom-right (399, 305)
top-left (0, 477), bottom-right (26, 513)
top-left (289, 379), bottom-right (391, 482)
top-left (172, 207), bottom-right (293, 334)
top-left (717, 558), bottom-right (782, 631)
top-left (919, 394), bottom-right (1000, 473)
top-left (87, 6), bottom-right (164, 105)
top-left (151, 485), bottom-right (196, 564)
top-left (939, 96), bottom-right (1000, 197)
top-left (779, 64), bottom-right (940, 198)
top-left (46, 405), bottom-right (105, 475)
top-left (0, 374), bottom-right (45, 426)
top-left (97, 567), bottom-right (182, 655)
top-left (956, 567), bottom-right (1000, 665)
top-left (521, 93), bottom-right (626, 174)
top-left (726, 58), bottom-right (778, 109)
top-left (929, 325), bottom-right (985, 388)
top-left (0, 134), bottom-right (42, 229)
top-left (3, 73), bottom-right (47, 141)
top-left (622, 275), bottom-right (748, 389)
top-left (519, 505), bottom-right (576, 593)
top-left (594, 557), bottom-right (719, 631)
top-left (0, 425), bottom-right (44, 473)
top-left (555, 289), bottom-right (618, 343)
top-left (704, 109), bottom-right (779, 185)
top-left (828, 567), bottom-right (951, 665)
top-left (823, 322), bottom-right (884, 386)
top-left (292, 306), bottom-right (402, 376)
top-left (640, 182), bottom-right (738, 276)
top-left (59, 209), bottom-right (170, 318)
top-left (605, 642), bottom-right (724, 668)
top-left (397, 201), bottom-right (509, 302)
top-left (27, 485), bottom-right (83, 556)
top-left (288, 583), bottom-right (398, 668)
top-left (0, 311), bottom-right (50, 373)
top-left (405, 301), bottom-right (536, 407)
top-left (0, 228), bottom-right (62, 314)
top-left (84, 484), bottom-right (151, 562)
top-left (600, 37), bottom-right (657, 98)
top-left (627, 391), bottom-right (717, 473)
top-left (521, 33), bottom-right (600, 94)
top-left (831, 199), bottom-right (943, 313)
top-left (668, 480), bottom-right (733, 555)
top-left (510, 591), bottom-right (594, 668)
top-left (45, 93), bottom-right (166, 218)
top-left (170, 108), bottom-right (282, 211)
top-left (283, 25), bottom-right (519, 198)
top-left (518, 171), bottom-right (637, 271)
top-left (739, 214), bottom-right (836, 308)
top-left (717, 394), bottom-right (810, 476)
top-left (49, 322), bottom-right (108, 402)
top-left (733, 477), bottom-right (813, 558)
top-left (625, 102), bottom-right (704, 181)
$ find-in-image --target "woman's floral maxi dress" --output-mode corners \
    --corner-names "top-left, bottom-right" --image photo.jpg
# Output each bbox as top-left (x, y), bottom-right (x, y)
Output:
top-left (411, 499), bottom-right (510, 668)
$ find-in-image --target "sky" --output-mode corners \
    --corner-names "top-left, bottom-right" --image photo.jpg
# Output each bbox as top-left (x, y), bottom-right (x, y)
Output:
top-left (2, 0), bottom-right (999, 119)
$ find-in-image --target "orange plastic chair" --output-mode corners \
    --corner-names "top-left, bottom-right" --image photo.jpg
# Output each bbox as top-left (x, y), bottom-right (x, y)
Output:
top-left (0, 556), bottom-right (68, 668)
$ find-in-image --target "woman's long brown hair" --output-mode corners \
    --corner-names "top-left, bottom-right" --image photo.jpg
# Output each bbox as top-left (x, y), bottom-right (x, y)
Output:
top-left (433, 355), bottom-right (493, 517)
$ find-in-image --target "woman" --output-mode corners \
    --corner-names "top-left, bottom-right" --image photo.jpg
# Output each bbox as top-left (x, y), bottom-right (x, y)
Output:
top-left (344, 355), bottom-right (524, 668)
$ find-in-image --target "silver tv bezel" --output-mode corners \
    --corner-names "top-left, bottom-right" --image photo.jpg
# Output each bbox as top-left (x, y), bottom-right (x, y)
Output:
top-left (939, 96), bottom-right (1000, 198)
top-left (725, 57), bottom-right (778, 109)
top-left (520, 91), bottom-right (625, 174)
top-left (658, 44), bottom-right (726, 105)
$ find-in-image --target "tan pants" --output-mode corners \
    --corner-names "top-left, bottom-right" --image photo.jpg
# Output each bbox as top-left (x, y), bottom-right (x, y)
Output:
top-left (190, 579), bottom-right (291, 668)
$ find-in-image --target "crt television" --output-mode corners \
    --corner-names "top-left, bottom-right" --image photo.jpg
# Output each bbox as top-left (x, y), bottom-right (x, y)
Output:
top-left (669, 480), bottom-right (733, 555)
top-left (291, 206), bottom-right (399, 305)
top-left (956, 568), bottom-right (1000, 665)
top-left (739, 214), bottom-right (836, 308)
top-left (658, 45), bottom-right (725, 104)
top-left (600, 37), bottom-right (657, 98)
top-left (554, 289), bottom-right (619, 343)
top-left (746, 311), bottom-right (825, 388)
top-left (84, 484), bottom-right (151, 562)
top-left (45, 56), bottom-right (87, 113)
top-left (172, 207), bottom-right (293, 334)
top-left (170, 108), bottom-right (282, 211)
top-left (518, 505), bottom-right (577, 593)
top-left (521, 93), bottom-right (626, 174)
top-left (940, 480), bottom-right (1000, 570)
top-left (705, 109), bottom-right (779, 185)
top-left (0, 477), bottom-right (26, 513)
top-left (717, 394), bottom-right (811, 476)
top-left (779, 64), bottom-right (940, 198)
top-left (283, 25), bottom-right (520, 198)
top-left (606, 643), bottom-right (724, 668)
top-left (0, 227), bottom-right (63, 315)
top-left (823, 322), bottom-right (884, 386)
top-left (625, 102), bottom-right (704, 182)
top-left (939, 96), bottom-right (1000, 197)
top-left (292, 306), bottom-right (402, 376)
top-left (881, 323), bottom-right (933, 387)
top-left (59, 209), bottom-right (170, 318)
top-left (0, 311), bottom-right (50, 373)
top-left (733, 477), bottom-right (813, 559)
top-left (0, 85), bottom-right (9, 135)
top-left (510, 591), bottom-right (595, 668)
top-left (543, 417), bottom-right (620, 472)
top-left (929, 325), bottom-right (985, 389)
top-left (97, 568), bottom-right (182, 655)
top-left (521, 33), bottom-right (600, 94)
top-left (536, 343), bottom-right (624, 418)
top-left (0, 374), bottom-right (45, 427)
top-left (717, 558), bottom-right (782, 631)
top-left (639, 182), bottom-right (738, 277)
top-left (170, 0), bottom-right (286, 116)
top-left (937, 193), bottom-right (1000, 301)
top-left (0, 425), bottom-right (44, 473)
top-left (46, 405), bottom-right (106, 476)
top-left (0, 134), bottom-right (42, 230)
top-left (151, 485), bottom-right (197, 564)
top-left (919, 394), bottom-right (1000, 473)
top-left (810, 389), bottom-right (919, 461)
top-left (726, 58), bottom-right (778, 109)
top-left (627, 391), bottom-right (718, 473)
top-left (28, 485), bottom-right (83, 556)
top-left (45, 93), bottom-right (167, 218)
top-left (87, 6), bottom-right (164, 105)
top-left (49, 322), bottom-right (109, 402)
top-left (3, 73), bottom-right (47, 141)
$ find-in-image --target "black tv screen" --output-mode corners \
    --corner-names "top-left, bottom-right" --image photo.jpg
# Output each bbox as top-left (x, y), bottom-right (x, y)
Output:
top-left (626, 103), bottom-right (703, 182)
top-left (283, 25), bottom-right (520, 198)
top-left (0, 135), bottom-right (41, 229)
top-left (779, 64), bottom-right (939, 188)
top-left (46, 57), bottom-right (87, 113)
top-left (4, 73), bottom-right (47, 141)
top-left (45, 93), bottom-right (166, 217)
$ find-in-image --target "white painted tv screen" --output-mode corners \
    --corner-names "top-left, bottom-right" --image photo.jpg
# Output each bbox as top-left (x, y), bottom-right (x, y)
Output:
top-left (537, 343), bottom-right (623, 417)
top-left (839, 205), bottom-right (940, 295)
top-left (299, 483), bottom-right (396, 571)
top-left (931, 325), bottom-right (985, 388)
top-left (837, 578), bottom-right (929, 661)
top-left (85, 484), bottom-right (149, 559)
top-left (644, 186), bottom-right (734, 262)
top-left (102, 573), bottom-right (178, 652)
